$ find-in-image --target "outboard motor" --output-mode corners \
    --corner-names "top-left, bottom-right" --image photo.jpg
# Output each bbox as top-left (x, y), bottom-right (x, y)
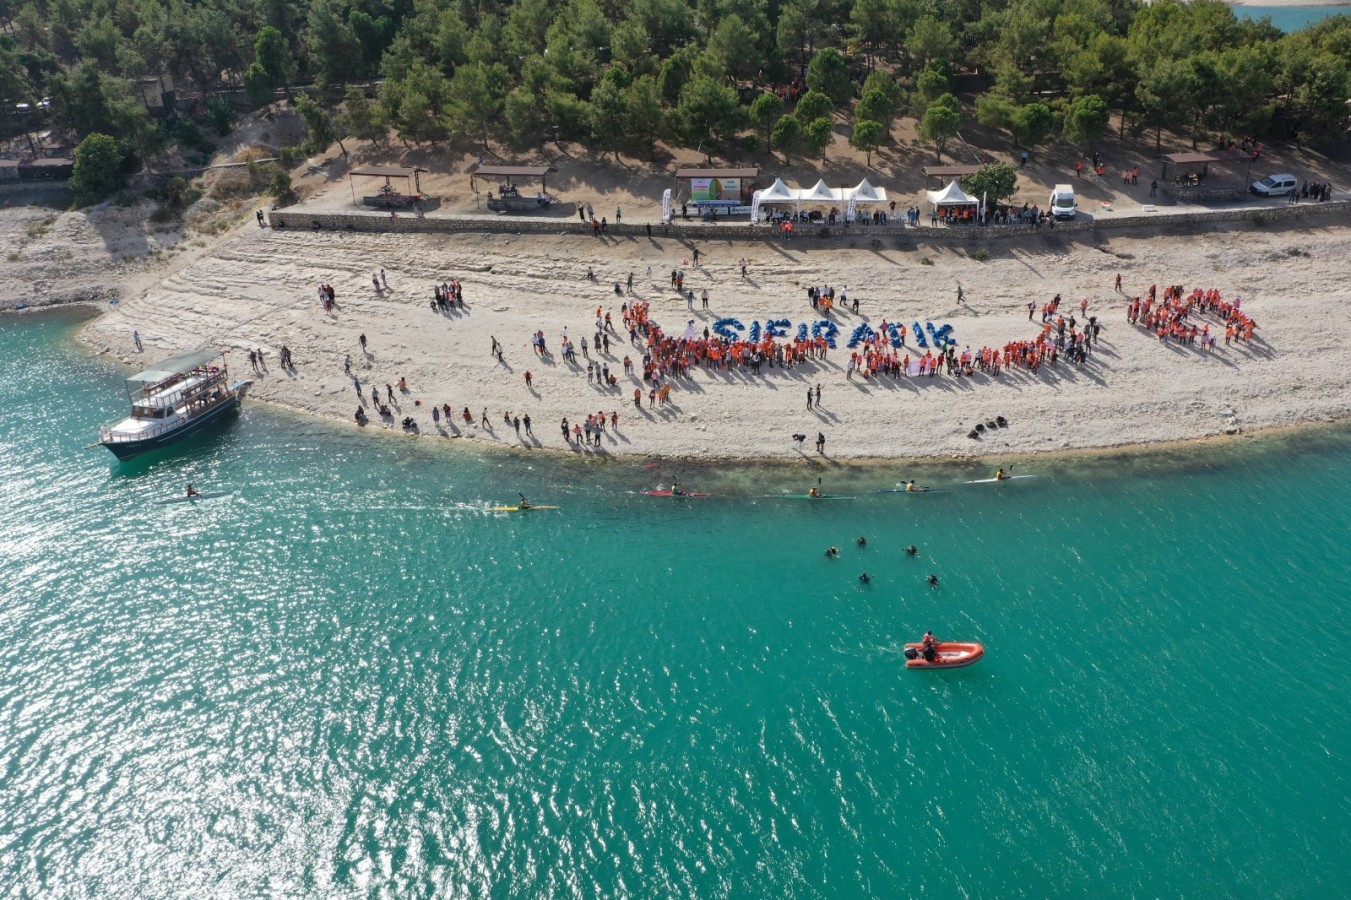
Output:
top-left (904, 647), bottom-right (920, 661)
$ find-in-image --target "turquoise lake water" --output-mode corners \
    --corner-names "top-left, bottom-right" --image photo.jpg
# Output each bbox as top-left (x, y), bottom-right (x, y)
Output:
top-left (1237, 5), bottom-right (1351, 30)
top-left (2, 308), bottom-right (1349, 897)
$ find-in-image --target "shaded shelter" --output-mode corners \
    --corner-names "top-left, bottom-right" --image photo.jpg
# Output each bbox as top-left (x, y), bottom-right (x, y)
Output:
top-left (350, 166), bottom-right (427, 209)
top-left (1158, 150), bottom-right (1253, 203)
top-left (473, 164), bottom-right (559, 212)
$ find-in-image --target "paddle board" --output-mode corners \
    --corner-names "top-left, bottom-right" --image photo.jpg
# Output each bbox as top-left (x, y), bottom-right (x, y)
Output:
top-left (963, 475), bottom-right (1038, 484)
top-left (490, 505), bottom-right (560, 511)
top-left (154, 491), bottom-right (232, 504)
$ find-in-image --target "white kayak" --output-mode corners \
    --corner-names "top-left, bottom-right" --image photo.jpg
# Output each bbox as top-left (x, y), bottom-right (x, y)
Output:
top-left (154, 491), bottom-right (233, 504)
top-left (964, 475), bottom-right (1037, 484)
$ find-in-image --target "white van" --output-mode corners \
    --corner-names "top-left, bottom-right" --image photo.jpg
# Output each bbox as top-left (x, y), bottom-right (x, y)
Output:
top-left (1250, 174), bottom-right (1297, 197)
top-left (1049, 184), bottom-right (1076, 219)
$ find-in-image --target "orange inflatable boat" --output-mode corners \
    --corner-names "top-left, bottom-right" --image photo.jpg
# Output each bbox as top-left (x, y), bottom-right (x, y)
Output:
top-left (904, 641), bottom-right (984, 669)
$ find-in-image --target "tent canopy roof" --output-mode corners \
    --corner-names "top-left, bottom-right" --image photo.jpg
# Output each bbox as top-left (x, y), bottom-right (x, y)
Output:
top-left (798, 179), bottom-right (838, 202)
top-left (756, 177), bottom-right (796, 202)
top-left (926, 179), bottom-right (977, 205)
top-left (848, 178), bottom-right (887, 202)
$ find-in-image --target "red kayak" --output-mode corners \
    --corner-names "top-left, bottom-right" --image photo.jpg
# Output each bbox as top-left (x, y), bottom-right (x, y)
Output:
top-left (904, 642), bottom-right (984, 669)
top-left (641, 490), bottom-right (709, 498)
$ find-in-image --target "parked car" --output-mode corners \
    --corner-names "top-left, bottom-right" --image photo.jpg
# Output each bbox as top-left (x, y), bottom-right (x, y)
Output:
top-left (1250, 174), bottom-right (1297, 197)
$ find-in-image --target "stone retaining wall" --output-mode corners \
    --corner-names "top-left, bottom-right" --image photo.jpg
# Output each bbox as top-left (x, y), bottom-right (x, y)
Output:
top-left (269, 198), bottom-right (1350, 244)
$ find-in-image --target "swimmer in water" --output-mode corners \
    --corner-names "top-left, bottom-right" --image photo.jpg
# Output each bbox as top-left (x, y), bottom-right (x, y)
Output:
top-left (856, 536), bottom-right (867, 547)
top-left (926, 574), bottom-right (939, 586)
top-left (825, 546), bottom-right (839, 558)
top-left (905, 545), bottom-right (919, 556)
top-left (858, 572), bottom-right (871, 583)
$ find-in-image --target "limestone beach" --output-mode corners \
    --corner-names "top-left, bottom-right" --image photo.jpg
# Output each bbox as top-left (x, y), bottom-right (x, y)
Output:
top-left (78, 217), bottom-right (1351, 460)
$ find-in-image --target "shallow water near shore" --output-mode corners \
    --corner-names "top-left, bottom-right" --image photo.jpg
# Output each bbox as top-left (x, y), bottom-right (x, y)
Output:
top-left (2, 309), bottom-right (1349, 897)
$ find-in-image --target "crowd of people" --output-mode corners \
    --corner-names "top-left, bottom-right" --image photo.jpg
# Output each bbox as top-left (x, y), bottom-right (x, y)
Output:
top-left (1127, 285), bottom-right (1257, 348)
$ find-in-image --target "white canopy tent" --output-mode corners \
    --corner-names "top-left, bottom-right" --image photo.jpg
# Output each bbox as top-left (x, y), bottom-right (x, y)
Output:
top-left (798, 179), bottom-right (838, 203)
top-left (847, 178), bottom-right (888, 203)
top-left (925, 179), bottom-right (977, 206)
top-left (756, 178), bottom-right (797, 204)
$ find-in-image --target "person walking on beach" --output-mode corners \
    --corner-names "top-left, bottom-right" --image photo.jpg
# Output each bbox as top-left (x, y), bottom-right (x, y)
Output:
top-left (792, 433), bottom-right (806, 449)
top-left (740, 258), bottom-right (748, 279)
top-left (524, 370), bottom-right (533, 388)
top-left (956, 284), bottom-right (964, 304)
top-left (615, 207), bottom-right (622, 225)
top-left (701, 289), bottom-right (709, 310)
top-left (807, 388), bottom-right (814, 410)
top-left (359, 333), bottom-right (368, 352)
top-left (626, 272), bottom-right (633, 293)
top-left (1115, 273), bottom-right (1122, 293)
top-left (816, 432), bottom-right (826, 453)
top-left (132, 330), bottom-right (142, 352)
top-left (380, 269), bottom-right (388, 289)
top-left (692, 246), bottom-right (701, 265)
top-left (372, 272), bottom-right (380, 291)
top-left (344, 353), bottom-right (351, 374)
top-left (814, 383), bottom-right (822, 407)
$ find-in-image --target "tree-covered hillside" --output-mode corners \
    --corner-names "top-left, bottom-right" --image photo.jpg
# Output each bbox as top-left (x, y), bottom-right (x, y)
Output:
top-left (1, 0), bottom-right (1348, 179)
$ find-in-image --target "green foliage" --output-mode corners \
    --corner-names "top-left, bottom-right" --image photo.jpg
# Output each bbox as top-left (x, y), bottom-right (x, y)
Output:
top-left (856, 89), bottom-right (895, 130)
top-left (1012, 102), bottom-right (1056, 147)
top-left (804, 116), bottom-right (833, 159)
top-left (908, 15), bottom-right (957, 70)
top-left (915, 67), bottom-right (949, 116)
top-left (849, 119), bottom-right (884, 165)
top-left (794, 89), bottom-right (832, 125)
top-left (960, 162), bottom-right (1018, 204)
top-left (253, 26), bottom-right (295, 95)
top-left (771, 114), bottom-right (802, 161)
top-left (244, 61), bottom-right (275, 107)
top-left (70, 133), bottom-right (123, 206)
top-left (806, 47), bottom-right (852, 104)
top-left (265, 164), bottom-right (295, 204)
top-left (447, 61), bottom-right (508, 148)
top-left (741, 134), bottom-right (759, 154)
top-left (295, 92), bottom-right (342, 155)
top-left (749, 92), bottom-right (784, 149)
top-left (918, 93), bottom-right (962, 158)
top-left (0, 0), bottom-right (1347, 178)
top-left (303, 0), bottom-right (360, 94)
top-left (623, 74), bottom-right (665, 160)
top-left (675, 75), bottom-right (743, 154)
top-left (339, 86), bottom-right (385, 144)
top-left (206, 96), bottom-right (235, 137)
top-left (1063, 94), bottom-right (1110, 146)
top-left (970, 248), bottom-right (989, 262)
top-left (53, 62), bottom-right (155, 161)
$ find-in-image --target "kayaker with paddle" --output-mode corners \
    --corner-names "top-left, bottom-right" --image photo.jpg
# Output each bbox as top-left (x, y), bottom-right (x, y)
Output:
top-left (808, 486), bottom-right (821, 498)
top-left (995, 467), bottom-right (1009, 481)
top-left (905, 480), bottom-right (925, 493)
top-left (671, 479), bottom-right (685, 498)
top-left (518, 493), bottom-right (533, 510)
top-left (185, 483), bottom-right (200, 498)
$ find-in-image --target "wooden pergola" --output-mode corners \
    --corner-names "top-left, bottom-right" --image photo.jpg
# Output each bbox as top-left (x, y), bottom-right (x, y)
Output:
top-left (921, 165), bottom-right (983, 189)
top-left (350, 166), bottom-right (426, 208)
top-left (473, 164), bottom-right (557, 192)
